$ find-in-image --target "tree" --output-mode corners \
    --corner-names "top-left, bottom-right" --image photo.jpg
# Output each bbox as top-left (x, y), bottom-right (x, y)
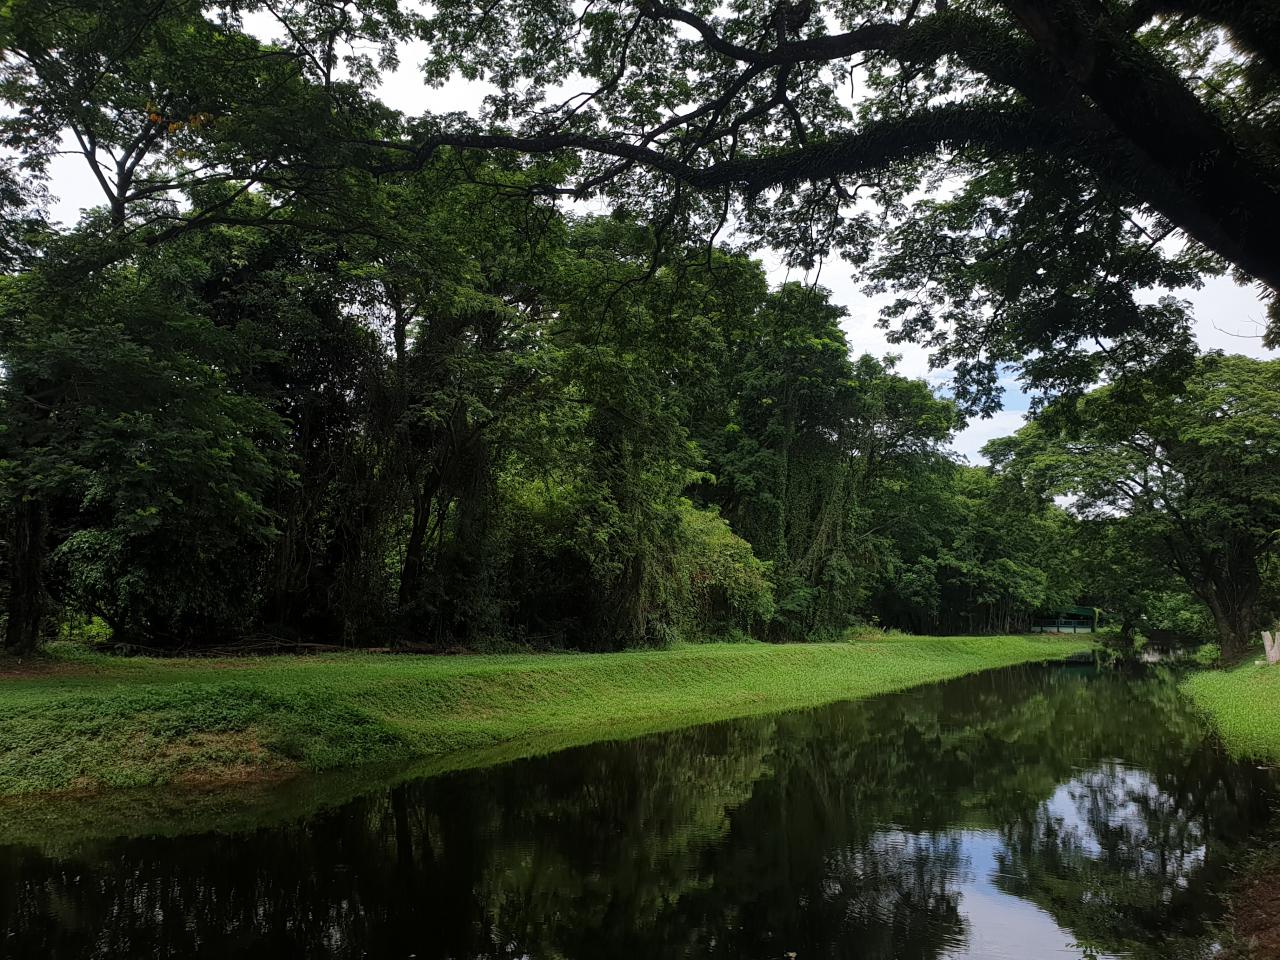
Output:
top-left (1069, 514), bottom-right (1218, 647)
top-left (693, 282), bottom-right (958, 638)
top-left (0, 226), bottom-right (286, 651)
top-left (0, 0), bottom-right (406, 230)
top-left (870, 466), bottom-right (1081, 634)
top-left (17, 0), bottom-right (1260, 654)
top-left (5, 1), bottom-right (1277, 407)
top-left (0, 145), bottom-right (790, 650)
top-left (495, 217), bottom-right (776, 648)
top-left (987, 354), bottom-right (1280, 657)
top-left (411, 0), bottom-right (1280, 404)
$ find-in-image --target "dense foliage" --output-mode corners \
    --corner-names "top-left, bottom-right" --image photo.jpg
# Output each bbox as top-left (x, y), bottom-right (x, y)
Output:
top-left (989, 355), bottom-right (1280, 657)
top-left (411, 0), bottom-right (1280, 409)
top-left (0, 161), bottom-right (1090, 650)
top-left (0, 0), bottom-right (1275, 655)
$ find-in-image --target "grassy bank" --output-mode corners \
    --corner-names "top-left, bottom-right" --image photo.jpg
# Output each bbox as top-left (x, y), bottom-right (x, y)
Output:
top-left (1181, 663), bottom-right (1280, 959)
top-left (0, 634), bottom-right (1090, 800)
top-left (1181, 661), bottom-right (1280, 762)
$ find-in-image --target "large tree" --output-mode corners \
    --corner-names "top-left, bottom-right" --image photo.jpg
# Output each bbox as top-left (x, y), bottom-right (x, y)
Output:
top-left (409, 0), bottom-right (1279, 405)
top-left (0, 225), bottom-right (288, 651)
top-left (987, 354), bottom-right (1280, 657)
top-left (0, 0), bottom-right (407, 228)
top-left (8, 1), bottom-right (1275, 405)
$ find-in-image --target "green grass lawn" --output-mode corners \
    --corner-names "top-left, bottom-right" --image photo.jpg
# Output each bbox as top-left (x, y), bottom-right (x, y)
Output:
top-left (1181, 660), bottom-right (1280, 762)
top-left (0, 634), bottom-right (1091, 799)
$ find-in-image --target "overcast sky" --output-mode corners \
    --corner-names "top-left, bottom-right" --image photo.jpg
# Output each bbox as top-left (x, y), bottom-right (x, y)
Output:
top-left (41, 36), bottom-right (1277, 463)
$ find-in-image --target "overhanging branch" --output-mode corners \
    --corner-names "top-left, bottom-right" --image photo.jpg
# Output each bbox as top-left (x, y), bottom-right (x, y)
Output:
top-left (395, 104), bottom-right (1064, 193)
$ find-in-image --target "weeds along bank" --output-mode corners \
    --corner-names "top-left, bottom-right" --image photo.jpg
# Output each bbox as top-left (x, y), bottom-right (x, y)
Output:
top-left (0, 635), bottom-right (1090, 798)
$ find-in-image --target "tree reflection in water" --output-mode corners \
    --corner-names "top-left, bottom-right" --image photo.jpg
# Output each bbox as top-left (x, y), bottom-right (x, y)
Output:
top-left (1, 664), bottom-right (1273, 959)
top-left (997, 760), bottom-right (1260, 960)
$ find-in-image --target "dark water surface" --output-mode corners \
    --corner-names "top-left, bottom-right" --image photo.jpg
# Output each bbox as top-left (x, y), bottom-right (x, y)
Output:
top-left (1, 663), bottom-right (1275, 959)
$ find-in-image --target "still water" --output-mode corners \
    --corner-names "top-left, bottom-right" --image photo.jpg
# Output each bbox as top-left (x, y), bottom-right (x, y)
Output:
top-left (1, 663), bottom-right (1275, 959)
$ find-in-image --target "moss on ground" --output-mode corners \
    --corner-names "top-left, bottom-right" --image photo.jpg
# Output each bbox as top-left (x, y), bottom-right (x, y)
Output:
top-left (0, 635), bottom-right (1090, 799)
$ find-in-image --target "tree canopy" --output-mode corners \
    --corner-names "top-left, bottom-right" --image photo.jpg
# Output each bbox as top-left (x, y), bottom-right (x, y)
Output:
top-left (4, 0), bottom-right (1277, 406)
top-left (410, 0), bottom-right (1280, 405)
top-left (988, 354), bottom-right (1280, 655)
top-left (0, 0), bottom-right (1275, 657)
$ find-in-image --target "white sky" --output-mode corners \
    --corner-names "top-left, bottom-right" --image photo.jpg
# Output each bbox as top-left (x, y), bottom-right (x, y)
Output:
top-left (41, 37), bottom-right (1277, 463)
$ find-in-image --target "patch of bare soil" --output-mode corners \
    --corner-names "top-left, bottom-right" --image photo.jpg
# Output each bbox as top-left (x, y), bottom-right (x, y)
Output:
top-left (1227, 849), bottom-right (1280, 959)
top-left (0, 656), bottom-right (96, 680)
top-left (158, 730), bottom-right (296, 788)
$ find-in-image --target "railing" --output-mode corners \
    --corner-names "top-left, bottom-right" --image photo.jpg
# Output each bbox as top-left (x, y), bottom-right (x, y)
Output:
top-left (1030, 620), bottom-right (1096, 634)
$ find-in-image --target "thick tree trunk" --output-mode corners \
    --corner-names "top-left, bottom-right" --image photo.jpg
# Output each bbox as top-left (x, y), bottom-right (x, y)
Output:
top-left (397, 458), bottom-right (448, 611)
top-left (4, 499), bottom-right (47, 655)
top-left (1002, 0), bottom-right (1280, 296)
top-left (398, 492), bottom-right (431, 609)
top-left (1204, 593), bottom-right (1257, 661)
top-left (1262, 629), bottom-right (1280, 666)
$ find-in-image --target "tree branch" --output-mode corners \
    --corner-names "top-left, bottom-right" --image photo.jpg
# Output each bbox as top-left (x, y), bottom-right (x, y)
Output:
top-left (398, 104), bottom-right (1064, 192)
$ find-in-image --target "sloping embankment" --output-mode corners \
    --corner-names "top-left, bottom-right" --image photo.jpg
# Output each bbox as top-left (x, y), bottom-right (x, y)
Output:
top-left (0, 634), bottom-right (1091, 801)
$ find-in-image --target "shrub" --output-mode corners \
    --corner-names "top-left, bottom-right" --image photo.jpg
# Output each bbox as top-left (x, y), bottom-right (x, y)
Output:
top-left (57, 615), bottom-right (114, 647)
top-left (1094, 625), bottom-right (1124, 645)
top-left (1192, 643), bottom-right (1222, 668)
top-left (1095, 624), bottom-right (1146, 648)
top-left (676, 501), bottom-right (775, 640)
top-left (1146, 592), bottom-right (1217, 645)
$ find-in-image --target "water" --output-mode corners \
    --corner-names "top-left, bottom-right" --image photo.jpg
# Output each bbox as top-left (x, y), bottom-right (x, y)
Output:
top-left (1, 663), bottom-right (1274, 959)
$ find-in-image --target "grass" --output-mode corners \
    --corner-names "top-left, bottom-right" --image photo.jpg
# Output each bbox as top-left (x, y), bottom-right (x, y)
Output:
top-left (1181, 659), bottom-right (1280, 959)
top-left (1181, 660), bottom-right (1280, 762)
top-left (0, 634), bottom-right (1091, 801)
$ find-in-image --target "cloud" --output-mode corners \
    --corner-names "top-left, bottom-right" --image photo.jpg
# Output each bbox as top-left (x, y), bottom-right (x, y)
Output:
top-left (1181, 275), bottom-right (1275, 360)
top-left (949, 409), bottom-right (1028, 465)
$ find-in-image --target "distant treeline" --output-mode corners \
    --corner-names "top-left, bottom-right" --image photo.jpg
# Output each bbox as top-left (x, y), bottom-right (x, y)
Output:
top-left (1, 165), bottom-right (1103, 651)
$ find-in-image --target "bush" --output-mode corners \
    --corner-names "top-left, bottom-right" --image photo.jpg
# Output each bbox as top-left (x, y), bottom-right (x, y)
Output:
top-left (1095, 624), bottom-right (1146, 648)
top-left (680, 626), bottom-right (757, 645)
top-left (676, 501), bottom-right (775, 640)
top-left (1145, 592), bottom-right (1217, 645)
top-left (57, 615), bottom-right (113, 647)
top-left (1192, 643), bottom-right (1222, 668)
top-left (498, 487), bottom-right (774, 648)
top-left (1094, 625), bottom-right (1124, 645)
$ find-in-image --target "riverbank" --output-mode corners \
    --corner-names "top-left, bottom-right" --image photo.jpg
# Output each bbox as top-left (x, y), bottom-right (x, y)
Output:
top-left (0, 635), bottom-right (1090, 800)
top-left (1180, 663), bottom-right (1280, 959)
top-left (1181, 661), bottom-right (1280, 762)
top-left (1221, 843), bottom-right (1280, 960)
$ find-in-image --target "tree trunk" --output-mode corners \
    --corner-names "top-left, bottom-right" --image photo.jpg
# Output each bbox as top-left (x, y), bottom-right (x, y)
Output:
top-left (399, 491), bottom-right (430, 611)
top-left (1001, 0), bottom-right (1280, 297)
top-left (1262, 629), bottom-right (1280, 666)
top-left (397, 459), bottom-right (447, 629)
top-left (4, 499), bottom-right (47, 655)
top-left (1204, 594), bottom-right (1257, 661)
